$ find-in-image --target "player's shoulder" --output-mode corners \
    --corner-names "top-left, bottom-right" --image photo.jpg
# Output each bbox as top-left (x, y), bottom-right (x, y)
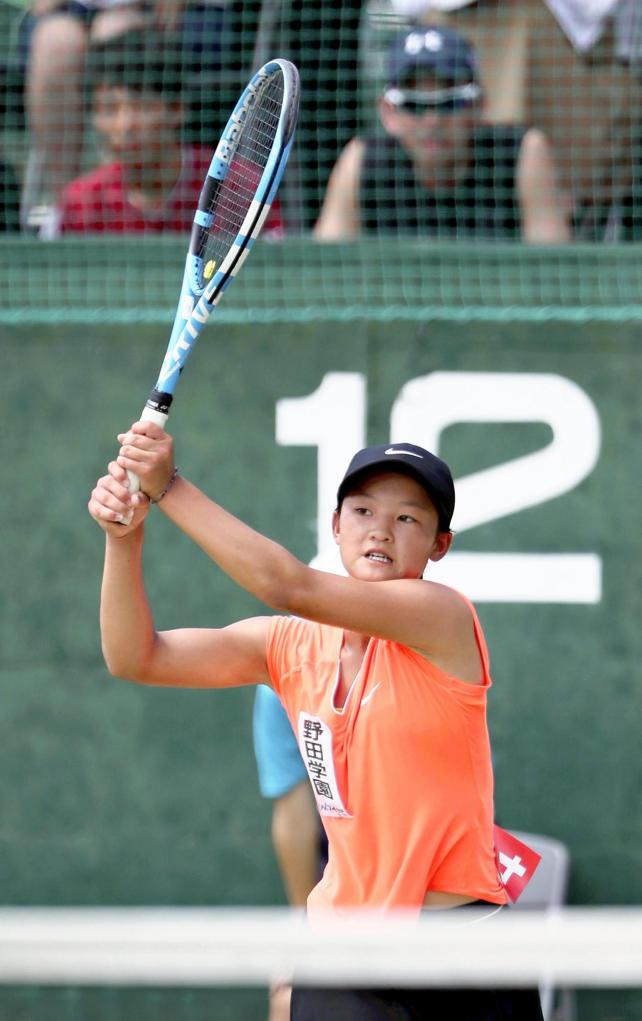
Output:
top-left (267, 613), bottom-right (335, 658)
top-left (269, 613), bottom-right (323, 639)
top-left (417, 579), bottom-right (479, 626)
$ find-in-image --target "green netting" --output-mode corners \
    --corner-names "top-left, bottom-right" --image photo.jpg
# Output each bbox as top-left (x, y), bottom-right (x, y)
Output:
top-left (0, 986), bottom-right (266, 1021)
top-left (1, 237), bottom-right (642, 323)
top-left (1, 0), bottom-right (642, 319)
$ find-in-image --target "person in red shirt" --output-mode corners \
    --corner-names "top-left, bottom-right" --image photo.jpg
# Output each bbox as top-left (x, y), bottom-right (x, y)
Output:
top-left (49, 28), bottom-right (283, 236)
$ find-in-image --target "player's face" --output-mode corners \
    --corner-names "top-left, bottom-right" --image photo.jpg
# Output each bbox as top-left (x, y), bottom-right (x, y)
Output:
top-left (379, 75), bottom-right (477, 181)
top-left (332, 471), bottom-right (452, 581)
top-left (92, 85), bottom-right (181, 166)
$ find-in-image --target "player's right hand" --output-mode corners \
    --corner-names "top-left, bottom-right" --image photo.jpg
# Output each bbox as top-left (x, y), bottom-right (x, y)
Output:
top-left (88, 460), bottom-right (150, 535)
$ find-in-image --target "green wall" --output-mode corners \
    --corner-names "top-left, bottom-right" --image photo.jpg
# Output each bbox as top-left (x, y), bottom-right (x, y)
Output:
top-left (3, 315), bottom-right (641, 1020)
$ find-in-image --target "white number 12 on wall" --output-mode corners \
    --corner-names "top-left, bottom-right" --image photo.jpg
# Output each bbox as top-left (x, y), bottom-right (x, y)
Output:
top-left (276, 371), bottom-right (601, 604)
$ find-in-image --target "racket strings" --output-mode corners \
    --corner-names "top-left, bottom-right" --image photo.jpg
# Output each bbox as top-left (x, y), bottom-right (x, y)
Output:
top-left (199, 75), bottom-right (285, 269)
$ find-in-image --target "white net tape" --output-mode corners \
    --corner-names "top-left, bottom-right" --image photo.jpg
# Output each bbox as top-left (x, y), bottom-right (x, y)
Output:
top-left (1, 907), bottom-right (641, 988)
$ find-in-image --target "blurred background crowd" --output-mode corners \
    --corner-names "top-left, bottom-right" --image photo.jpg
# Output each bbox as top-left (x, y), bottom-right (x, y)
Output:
top-left (0, 0), bottom-right (641, 241)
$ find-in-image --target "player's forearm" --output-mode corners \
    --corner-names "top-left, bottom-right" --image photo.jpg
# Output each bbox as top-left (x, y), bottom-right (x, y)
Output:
top-left (158, 475), bottom-right (304, 611)
top-left (100, 528), bottom-right (158, 680)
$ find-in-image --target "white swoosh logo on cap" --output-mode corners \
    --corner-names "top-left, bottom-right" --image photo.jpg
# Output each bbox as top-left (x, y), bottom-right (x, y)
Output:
top-left (384, 447), bottom-right (423, 458)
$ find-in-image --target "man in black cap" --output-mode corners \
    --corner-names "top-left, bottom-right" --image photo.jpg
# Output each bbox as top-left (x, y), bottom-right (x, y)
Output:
top-left (315, 24), bottom-right (570, 242)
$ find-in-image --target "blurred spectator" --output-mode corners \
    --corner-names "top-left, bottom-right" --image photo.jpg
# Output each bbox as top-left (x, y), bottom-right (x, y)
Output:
top-left (46, 28), bottom-right (282, 235)
top-left (543, 0), bottom-right (632, 57)
top-left (315, 24), bottom-right (571, 242)
top-left (19, 0), bottom-right (230, 231)
top-left (254, 0), bottom-right (363, 232)
top-left (593, 118), bottom-right (642, 241)
top-left (618, 174), bottom-right (642, 241)
top-left (0, 155), bottom-right (20, 230)
top-left (542, 0), bottom-right (642, 239)
top-left (367, 0), bottom-right (642, 239)
top-left (613, 0), bottom-right (642, 64)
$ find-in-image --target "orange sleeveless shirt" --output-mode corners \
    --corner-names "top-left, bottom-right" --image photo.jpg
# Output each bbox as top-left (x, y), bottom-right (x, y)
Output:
top-left (266, 593), bottom-right (507, 917)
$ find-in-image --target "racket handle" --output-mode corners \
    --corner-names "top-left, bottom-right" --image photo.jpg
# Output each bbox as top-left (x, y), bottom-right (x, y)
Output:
top-left (119, 397), bottom-right (171, 525)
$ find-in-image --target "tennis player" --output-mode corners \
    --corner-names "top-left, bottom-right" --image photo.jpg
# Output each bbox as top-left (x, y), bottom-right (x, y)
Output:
top-left (89, 425), bottom-right (544, 1020)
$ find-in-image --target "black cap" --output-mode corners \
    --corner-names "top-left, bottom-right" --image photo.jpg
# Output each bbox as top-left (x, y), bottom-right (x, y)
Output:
top-left (386, 25), bottom-right (479, 87)
top-left (337, 443), bottom-right (455, 532)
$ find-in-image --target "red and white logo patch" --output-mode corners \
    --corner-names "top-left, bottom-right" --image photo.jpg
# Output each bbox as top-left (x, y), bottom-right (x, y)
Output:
top-left (494, 825), bottom-right (542, 903)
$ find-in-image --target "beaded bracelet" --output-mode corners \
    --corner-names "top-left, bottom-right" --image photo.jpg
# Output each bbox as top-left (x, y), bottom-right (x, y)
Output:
top-left (150, 466), bottom-right (179, 505)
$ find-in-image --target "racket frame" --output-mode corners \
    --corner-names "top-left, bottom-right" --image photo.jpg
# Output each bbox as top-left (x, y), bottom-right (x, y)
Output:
top-left (143, 57), bottom-right (299, 425)
top-left (121, 58), bottom-right (300, 515)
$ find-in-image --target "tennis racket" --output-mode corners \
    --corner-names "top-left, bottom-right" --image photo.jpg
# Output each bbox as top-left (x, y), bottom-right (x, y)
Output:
top-left (120, 58), bottom-right (300, 520)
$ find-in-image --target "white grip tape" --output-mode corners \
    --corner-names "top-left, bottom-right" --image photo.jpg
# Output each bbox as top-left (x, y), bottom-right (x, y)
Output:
top-left (119, 405), bottom-right (169, 524)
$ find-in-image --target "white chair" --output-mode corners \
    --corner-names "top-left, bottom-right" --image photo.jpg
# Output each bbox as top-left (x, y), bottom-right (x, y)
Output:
top-left (510, 830), bottom-right (576, 1021)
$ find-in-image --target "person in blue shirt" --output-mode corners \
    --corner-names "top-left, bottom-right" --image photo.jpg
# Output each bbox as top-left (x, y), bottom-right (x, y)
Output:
top-left (253, 684), bottom-right (327, 1021)
top-left (253, 684), bottom-right (328, 906)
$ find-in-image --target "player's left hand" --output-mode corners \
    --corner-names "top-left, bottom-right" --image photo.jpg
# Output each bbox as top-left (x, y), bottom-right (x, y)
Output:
top-left (88, 463), bottom-right (149, 534)
top-left (116, 421), bottom-right (175, 501)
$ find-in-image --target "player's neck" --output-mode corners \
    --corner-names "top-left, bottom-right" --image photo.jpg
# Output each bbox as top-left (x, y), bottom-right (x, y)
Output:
top-left (335, 631), bottom-right (371, 711)
top-left (340, 630), bottom-right (370, 657)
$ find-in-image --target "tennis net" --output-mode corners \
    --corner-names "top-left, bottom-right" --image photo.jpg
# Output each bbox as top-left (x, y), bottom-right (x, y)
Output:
top-left (1, 907), bottom-right (641, 1020)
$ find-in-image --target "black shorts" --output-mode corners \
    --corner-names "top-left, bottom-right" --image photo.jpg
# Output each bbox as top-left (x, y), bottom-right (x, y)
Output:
top-left (291, 903), bottom-right (544, 1021)
top-left (290, 984), bottom-right (544, 1020)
